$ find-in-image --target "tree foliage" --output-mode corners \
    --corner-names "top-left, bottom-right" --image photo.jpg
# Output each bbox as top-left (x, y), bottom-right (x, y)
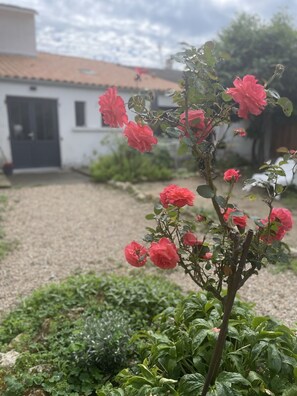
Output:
top-left (216, 12), bottom-right (297, 108)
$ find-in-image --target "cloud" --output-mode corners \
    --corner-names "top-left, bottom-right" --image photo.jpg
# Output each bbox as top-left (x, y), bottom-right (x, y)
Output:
top-left (2, 0), bottom-right (297, 67)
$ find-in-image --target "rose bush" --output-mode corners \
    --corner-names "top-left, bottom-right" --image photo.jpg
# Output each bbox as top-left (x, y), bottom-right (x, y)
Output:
top-left (99, 42), bottom-right (295, 395)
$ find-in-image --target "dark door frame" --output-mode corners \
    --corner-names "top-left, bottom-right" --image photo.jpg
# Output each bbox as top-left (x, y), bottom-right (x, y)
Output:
top-left (7, 96), bottom-right (61, 169)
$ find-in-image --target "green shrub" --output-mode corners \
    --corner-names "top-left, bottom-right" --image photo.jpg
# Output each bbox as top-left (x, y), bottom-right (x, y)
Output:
top-left (90, 143), bottom-right (173, 183)
top-left (72, 311), bottom-right (133, 373)
top-left (100, 292), bottom-right (297, 396)
top-left (0, 274), bottom-right (182, 396)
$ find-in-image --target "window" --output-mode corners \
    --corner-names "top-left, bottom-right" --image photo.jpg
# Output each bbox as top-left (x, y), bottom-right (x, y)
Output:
top-left (101, 114), bottom-right (109, 128)
top-left (75, 101), bottom-right (86, 127)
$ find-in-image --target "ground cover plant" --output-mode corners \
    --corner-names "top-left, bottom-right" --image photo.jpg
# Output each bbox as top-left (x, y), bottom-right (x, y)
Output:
top-left (0, 274), bottom-right (182, 395)
top-left (99, 40), bottom-right (296, 394)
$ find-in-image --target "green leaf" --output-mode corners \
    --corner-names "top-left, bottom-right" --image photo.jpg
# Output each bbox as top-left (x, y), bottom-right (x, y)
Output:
top-left (221, 91), bottom-right (233, 102)
top-left (145, 213), bottom-right (155, 220)
top-left (178, 373), bottom-right (204, 395)
top-left (275, 184), bottom-right (285, 194)
top-left (267, 88), bottom-right (280, 99)
top-left (277, 97), bottom-right (293, 117)
top-left (216, 371), bottom-right (251, 386)
top-left (128, 95), bottom-right (146, 112)
top-left (196, 185), bottom-right (215, 199)
top-left (247, 370), bottom-right (264, 385)
top-left (154, 204), bottom-right (163, 215)
top-left (267, 344), bottom-right (282, 373)
top-left (166, 127), bottom-right (181, 138)
top-left (215, 382), bottom-right (240, 396)
top-left (191, 329), bottom-right (208, 353)
top-left (215, 195), bottom-right (227, 208)
top-left (251, 316), bottom-right (269, 329)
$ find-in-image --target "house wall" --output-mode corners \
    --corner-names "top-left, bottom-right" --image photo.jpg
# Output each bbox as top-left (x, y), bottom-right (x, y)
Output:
top-left (0, 6), bottom-right (36, 56)
top-left (0, 80), bottom-right (171, 168)
top-left (215, 120), bottom-right (253, 162)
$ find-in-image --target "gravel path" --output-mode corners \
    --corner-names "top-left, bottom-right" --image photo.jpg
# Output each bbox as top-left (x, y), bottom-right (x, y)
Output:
top-left (0, 180), bottom-right (296, 328)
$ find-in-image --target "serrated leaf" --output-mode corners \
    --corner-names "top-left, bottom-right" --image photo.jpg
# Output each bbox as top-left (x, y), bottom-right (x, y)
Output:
top-left (196, 185), bottom-right (215, 198)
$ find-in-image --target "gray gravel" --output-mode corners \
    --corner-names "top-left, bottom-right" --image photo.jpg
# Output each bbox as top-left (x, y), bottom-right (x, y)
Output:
top-left (0, 181), bottom-right (296, 328)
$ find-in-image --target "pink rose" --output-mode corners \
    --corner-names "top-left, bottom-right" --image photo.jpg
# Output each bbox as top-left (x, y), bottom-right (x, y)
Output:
top-left (223, 208), bottom-right (248, 229)
top-left (160, 184), bottom-right (195, 208)
top-left (260, 207), bottom-right (293, 243)
top-left (270, 208), bottom-right (293, 231)
top-left (223, 169), bottom-right (241, 183)
top-left (226, 75), bottom-right (267, 119)
top-left (123, 121), bottom-right (158, 153)
top-left (202, 252), bottom-right (213, 260)
top-left (149, 237), bottom-right (179, 269)
top-left (183, 232), bottom-right (202, 247)
top-left (178, 109), bottom-right (212, 143)
top-left (99, 87), bottom-right (128, 128)
top-left (124, 241), bottom-right (148, 267)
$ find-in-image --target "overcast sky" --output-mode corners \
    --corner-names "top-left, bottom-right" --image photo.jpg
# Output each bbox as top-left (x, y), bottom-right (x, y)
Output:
top-left (4, 0), bottom-right (297, 67)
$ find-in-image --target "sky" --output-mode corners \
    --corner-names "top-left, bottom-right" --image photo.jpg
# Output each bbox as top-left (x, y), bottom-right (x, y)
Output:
top-left (3, 0), bottom-right (297, 68)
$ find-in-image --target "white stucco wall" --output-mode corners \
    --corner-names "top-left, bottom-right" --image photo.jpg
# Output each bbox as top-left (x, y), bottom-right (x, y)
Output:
top-left (0, 80), bottom-right (171, 168)
top-left (215, 120), bottom-right (253, 162)
top-left (0, 6), bottom-right (36, 56)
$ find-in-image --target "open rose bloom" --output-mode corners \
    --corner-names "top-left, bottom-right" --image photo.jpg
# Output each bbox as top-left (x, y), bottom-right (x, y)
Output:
top-left (260, 208), bottom-right (293, 243)
top-left (178, 109), bottom-right (213, 143)
top-left (123, 121), bottom-right (157, 153)
top-left (124, 241), bottom-right (148, 267)
top-left (226, 75), bottom-right (267, 119)
top-left (160, 184), bottom-right (195, 208)
top-left (149, 237), bottom-right (179, 269)
top-left (98, 87), bottom-right (128, 128)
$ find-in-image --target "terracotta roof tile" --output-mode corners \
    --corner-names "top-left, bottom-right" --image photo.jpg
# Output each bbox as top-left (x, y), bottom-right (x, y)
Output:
top-left (0, 52), bottom-right (179, 91)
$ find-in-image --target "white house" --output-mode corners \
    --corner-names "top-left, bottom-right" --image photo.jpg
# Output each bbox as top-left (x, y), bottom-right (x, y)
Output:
top-left (0, 4), bottom-right (178, 170)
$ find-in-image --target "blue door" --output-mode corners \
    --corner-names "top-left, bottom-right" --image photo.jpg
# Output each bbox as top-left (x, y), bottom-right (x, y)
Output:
top-left (7, 96), bottom-right (61, 169)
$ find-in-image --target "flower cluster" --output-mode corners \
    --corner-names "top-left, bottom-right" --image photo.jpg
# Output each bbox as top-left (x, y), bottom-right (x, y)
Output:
top-left (98, 63), bottom-right (293, 289)
top-left (98, 87), bottom-right (158, 152)
top-left (125, 184), bottom-right (215, 270)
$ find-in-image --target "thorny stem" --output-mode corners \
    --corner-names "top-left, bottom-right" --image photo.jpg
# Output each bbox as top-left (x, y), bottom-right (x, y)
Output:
top-left (201, 230), bottom-right (254, 396)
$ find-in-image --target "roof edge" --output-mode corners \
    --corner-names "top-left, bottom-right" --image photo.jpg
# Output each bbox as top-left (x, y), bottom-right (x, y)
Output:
top-left (0, 76), bottom-right (171, 93)
top-left (0, 3), bottom-right (37, 15)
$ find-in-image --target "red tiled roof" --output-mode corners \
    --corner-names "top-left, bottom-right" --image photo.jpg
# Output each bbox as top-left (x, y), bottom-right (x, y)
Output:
top-left (0, 52), bottom-right (179, 91)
